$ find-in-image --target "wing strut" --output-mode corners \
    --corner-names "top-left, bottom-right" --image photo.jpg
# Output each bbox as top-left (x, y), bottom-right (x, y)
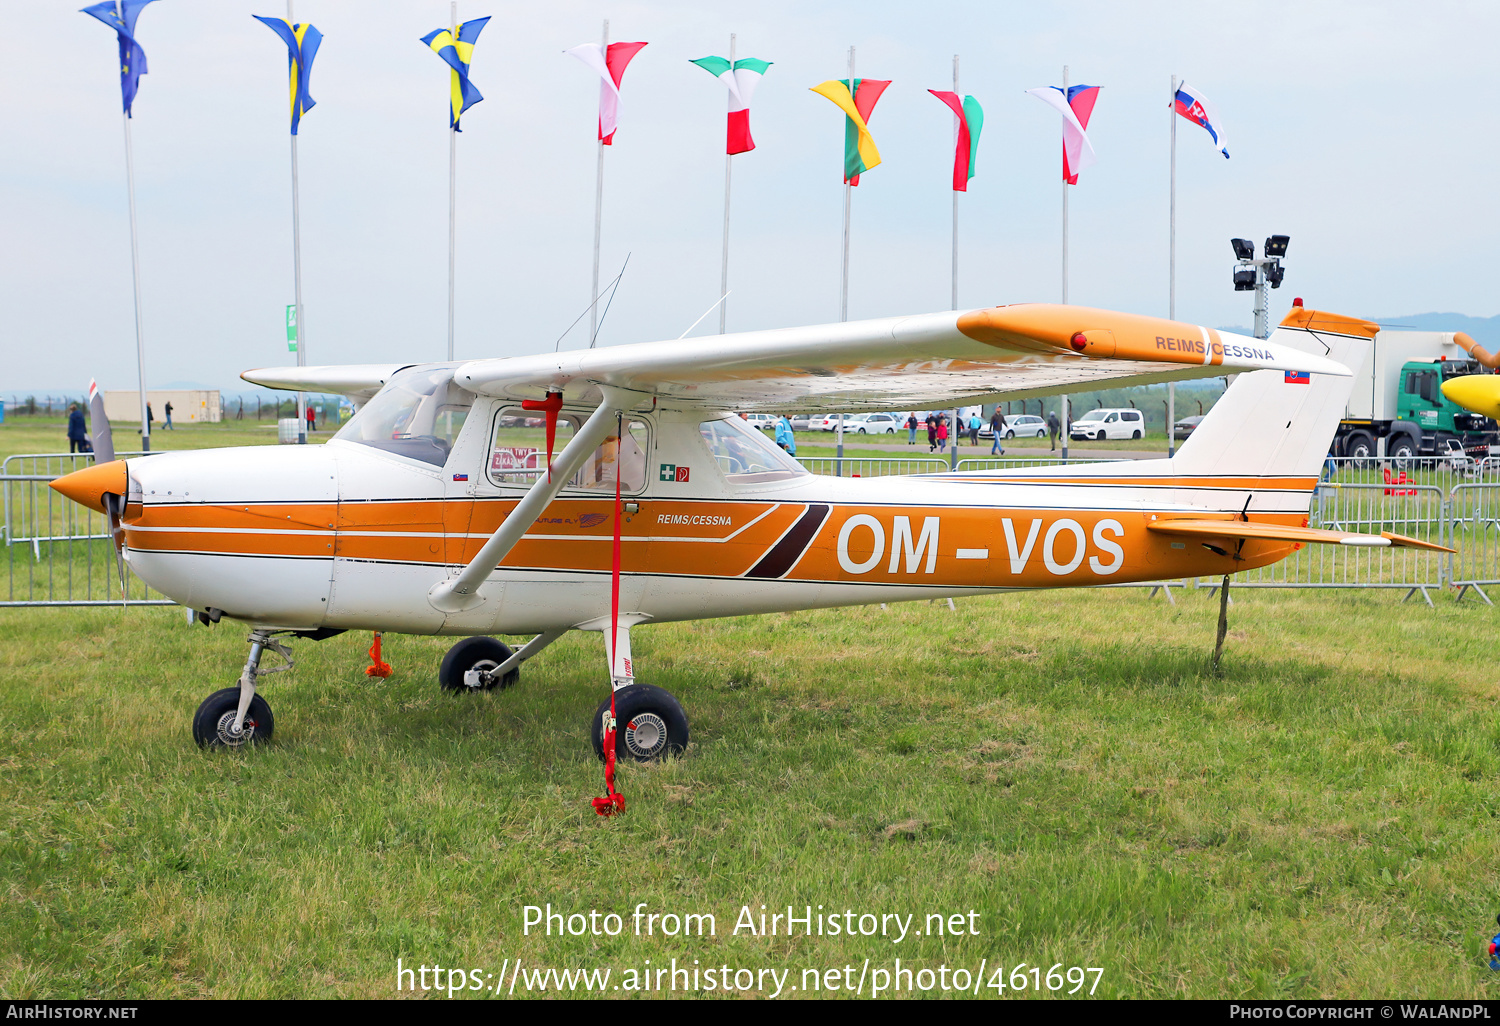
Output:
top-left (428, 385), bottom-right (634, 613)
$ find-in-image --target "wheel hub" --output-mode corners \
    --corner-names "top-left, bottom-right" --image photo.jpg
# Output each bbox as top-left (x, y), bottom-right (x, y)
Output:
top-left (462, 659), bottom-right (500, 689)
top-left (623, 712), bottom-right (667, 758)
top-left (213, 711), bottom-right (258, 747)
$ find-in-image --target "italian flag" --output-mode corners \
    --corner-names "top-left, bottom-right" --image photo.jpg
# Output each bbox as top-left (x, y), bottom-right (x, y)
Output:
top-left (928, 90), bottom-right (983, 192)
top-left (691, 55), bottom-right (772, 155)
top-left (811, 77), bottom-right (890, 185)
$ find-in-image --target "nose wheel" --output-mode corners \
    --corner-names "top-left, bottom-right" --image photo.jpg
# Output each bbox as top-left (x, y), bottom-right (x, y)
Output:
top-left (590, 684), bottom-right (689, 763)
top-left (193, 688), bottom-right (274, 747)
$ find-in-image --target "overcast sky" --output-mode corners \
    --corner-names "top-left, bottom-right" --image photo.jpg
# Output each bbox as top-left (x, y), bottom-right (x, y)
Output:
top-left (2, 0), bottom-right (1495, 393)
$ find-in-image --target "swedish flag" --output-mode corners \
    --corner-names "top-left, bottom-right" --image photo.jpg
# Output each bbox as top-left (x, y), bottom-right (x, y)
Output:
top-left (254, 15), bottom-right (323, 135)
top-left (421, 17), bottom-right (490, 130)
top-left (80, 0), bottom-right (159, 117)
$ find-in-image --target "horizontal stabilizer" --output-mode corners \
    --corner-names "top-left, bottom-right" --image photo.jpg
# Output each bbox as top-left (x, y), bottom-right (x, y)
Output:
top-left (1146, 518), bottom-right (1454, 554)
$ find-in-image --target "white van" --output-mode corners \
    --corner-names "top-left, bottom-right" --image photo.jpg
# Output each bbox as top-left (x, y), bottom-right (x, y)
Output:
top-left (1069, 407), bottom-right (1146, 441)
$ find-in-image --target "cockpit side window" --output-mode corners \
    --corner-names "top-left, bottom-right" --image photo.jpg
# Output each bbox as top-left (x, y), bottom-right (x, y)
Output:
top-left (333, 366), bottom-right (473, 467)
top-left (698, 416), bottom-right (808, 484)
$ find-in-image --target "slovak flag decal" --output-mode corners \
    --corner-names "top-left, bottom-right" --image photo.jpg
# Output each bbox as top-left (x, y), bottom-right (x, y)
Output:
top-left (1174, 81), bottom-right (1229, 159)
top-left (1284, 371), bottom-right (1310, 385)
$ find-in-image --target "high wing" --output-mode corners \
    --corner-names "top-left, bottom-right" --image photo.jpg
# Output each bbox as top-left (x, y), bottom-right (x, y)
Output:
top-left (239, 363), bottom-right (411, 405)
top-left (446, 303), bottom-right (1350, 411)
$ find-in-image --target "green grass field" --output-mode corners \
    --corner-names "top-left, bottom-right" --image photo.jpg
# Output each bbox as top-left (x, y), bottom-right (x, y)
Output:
top-left (2, 587), bottom-right (1499, 999)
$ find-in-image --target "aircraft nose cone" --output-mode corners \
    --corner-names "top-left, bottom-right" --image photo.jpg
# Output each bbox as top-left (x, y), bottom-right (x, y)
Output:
top-left (1441, 374), bottom-right (1500, 420)
top-left (49, 459), bottom-right (127, 514)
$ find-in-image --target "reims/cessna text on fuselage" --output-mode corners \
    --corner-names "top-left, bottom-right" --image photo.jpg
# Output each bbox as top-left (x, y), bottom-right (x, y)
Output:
top-left (51, 302), bottom-right (1445, 772)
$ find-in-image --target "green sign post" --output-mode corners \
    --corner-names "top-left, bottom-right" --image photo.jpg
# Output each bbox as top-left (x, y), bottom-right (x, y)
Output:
top-left (286, 304), bottom-right (297, 352)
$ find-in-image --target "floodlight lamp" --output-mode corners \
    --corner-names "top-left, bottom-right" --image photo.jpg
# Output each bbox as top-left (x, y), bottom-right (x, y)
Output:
top-left (1233, 268), bottom-right (1256, 291)
top-left (1264, 234), bottom-right (1290, 258)
top-left (1266, 263), bottom-right (1285, 289)
top-left (1231, 238), bottom-right (1255, 260)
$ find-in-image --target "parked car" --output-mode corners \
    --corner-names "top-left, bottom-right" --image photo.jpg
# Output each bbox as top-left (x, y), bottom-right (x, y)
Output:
top-left (1173, 415), bottom-right (1205, 441)
top-left (789, 414), bottom-right (814, 432)
top-left (851, 412), bottom-right (900, 434)
top-left (741, 413), bottom-right (778, 432)
top-left (1069, 407), bottom-right (1146, 441)
top-left (979, 413), bottom-right (1048, 440)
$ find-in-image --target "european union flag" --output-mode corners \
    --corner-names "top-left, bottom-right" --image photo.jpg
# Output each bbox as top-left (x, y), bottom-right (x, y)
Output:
top-left (254, 15), bottom-right (323, 135)
top-left (81, 0), bottom-right (159, 117)
top-left (421, 17), bottom-right (490, 130)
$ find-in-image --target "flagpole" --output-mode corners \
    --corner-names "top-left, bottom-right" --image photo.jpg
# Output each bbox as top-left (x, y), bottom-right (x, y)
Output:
top-left (590, 19), bottom-right (609, 345)
top-left (122, 112), bottom-right (150, 452)
top-left (1167, 74), bottom-right (1178, 458)
top-left (719, 32), bottom-right (735, 335)
top-left (289, 0), bottom-right (306, 444)
top-left (949, 55), bottom-right (959, 473)
top-left (447, 1), bottom-right (458, 362)
top-left (1060, 63), bottom-right (1069, 464)
top-left (836, 44), bottom-right (854, 477)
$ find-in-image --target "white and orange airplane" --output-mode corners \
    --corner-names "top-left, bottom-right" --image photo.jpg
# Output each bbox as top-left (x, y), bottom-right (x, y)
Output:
top-left (51, 302), bottom-right (1447, 777)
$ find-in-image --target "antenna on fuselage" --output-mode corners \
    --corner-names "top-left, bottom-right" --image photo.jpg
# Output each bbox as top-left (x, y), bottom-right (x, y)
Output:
top-left (553, 253), bottom-right (631, 352)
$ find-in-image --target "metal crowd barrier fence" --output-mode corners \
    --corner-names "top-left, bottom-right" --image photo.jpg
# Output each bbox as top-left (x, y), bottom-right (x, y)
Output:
top-left (2, 455), bottom-right (172, 607)
top-left (796, 456), bottom-right (952, 477)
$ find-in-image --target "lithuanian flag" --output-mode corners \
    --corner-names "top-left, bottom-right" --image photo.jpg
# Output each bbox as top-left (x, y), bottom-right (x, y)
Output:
top-left (811, 77), bottom-right (890, 185)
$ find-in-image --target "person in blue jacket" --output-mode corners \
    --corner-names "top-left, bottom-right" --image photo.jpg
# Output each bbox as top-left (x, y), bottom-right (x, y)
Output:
top-left (775, 415), bottom-right (796, 456)
top-left (66, 403), bottom-right (87, 454)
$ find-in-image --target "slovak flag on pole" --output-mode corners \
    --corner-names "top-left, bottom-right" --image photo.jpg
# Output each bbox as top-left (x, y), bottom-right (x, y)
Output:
top-left (1174, 81), bottom-right (1229, 158)
top-left (1026, 84), bottom-right (1101, 184)
top-left (567, 40), bottom-right (648, 144)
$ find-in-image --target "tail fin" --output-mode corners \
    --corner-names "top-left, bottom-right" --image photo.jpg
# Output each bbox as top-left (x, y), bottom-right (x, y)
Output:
top-left (1172, 308), bottom-right (1377, 479)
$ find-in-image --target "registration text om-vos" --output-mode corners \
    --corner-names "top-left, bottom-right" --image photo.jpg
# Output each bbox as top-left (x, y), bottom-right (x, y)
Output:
top-left (835, 515), bottom-right (1125, 576)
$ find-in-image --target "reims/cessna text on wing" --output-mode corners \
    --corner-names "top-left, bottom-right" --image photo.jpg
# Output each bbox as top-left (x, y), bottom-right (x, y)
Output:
top-left (50, 301), bottom-right (1447, 789)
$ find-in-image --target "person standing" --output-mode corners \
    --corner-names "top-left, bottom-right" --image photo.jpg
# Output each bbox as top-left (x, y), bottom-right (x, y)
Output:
top-left (906, 412), bottom-right (918, 445)
top-left (968, 411), bottom-right (982, 445)
top-left (145, 402), bottom-right (154, 435)
top-left (1047, 410), bottom-right (1060, 452)
top-left (775, 414), bottom-right (796, 456)
top-left (163, 400), bottom-right (174, 430)
top-left (925, 412), bottom-right (937, 451)
top-left (989, 408), bottom-right (1006, 455)
top-left (306, 403), bottom-right (317, 433)
top-left (935, 414), bottom-right (948, 452)
top-left (66, 403), bottom-right (87, 454)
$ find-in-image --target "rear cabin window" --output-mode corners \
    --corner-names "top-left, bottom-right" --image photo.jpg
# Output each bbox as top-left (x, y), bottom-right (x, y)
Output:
top-left (488, 410), bottom-right (648, 494)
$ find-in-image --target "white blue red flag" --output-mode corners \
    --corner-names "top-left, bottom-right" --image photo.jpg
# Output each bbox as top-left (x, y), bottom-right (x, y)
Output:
top-left (1174, 81), bottom-right (1228, 158)
top-left (1026, 83), bottom-right (1101, 184)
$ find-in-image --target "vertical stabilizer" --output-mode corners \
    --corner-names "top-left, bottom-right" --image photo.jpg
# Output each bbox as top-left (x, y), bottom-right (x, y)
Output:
top-left (1172, 309), bottom-right (1377, 479)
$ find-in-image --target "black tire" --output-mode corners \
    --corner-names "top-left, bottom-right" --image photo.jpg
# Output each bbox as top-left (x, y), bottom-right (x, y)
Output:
top-left (1345, 430), bottom-right (1375, 462)
top-left (1387, 435), bottom-right (1417, 461)
top-left (1131, 429), bottom-right (1142, 440)
top-left (590, 684), bottom-right (690, 763)
top-left (439, 636), bottom-right (518, 692)
top-left (857, 428), bottom-right (867, 434)
top-left (1096, 430), bottom-right (1107, 441)
top-left (1036, 429), bottom-right (1046, 438)
top-left (192, 687), bottom-right (274, 748)
top-left (1004, 429), bottom-right (1015, 439)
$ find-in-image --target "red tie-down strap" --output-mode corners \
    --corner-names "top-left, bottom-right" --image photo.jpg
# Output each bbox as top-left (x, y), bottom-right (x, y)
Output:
top-left (520, 391), bottom-right (564, 482)
top-left (593, 411), bottom-right (627, 818)
top-left (365, 632), bottom-right (393, 678)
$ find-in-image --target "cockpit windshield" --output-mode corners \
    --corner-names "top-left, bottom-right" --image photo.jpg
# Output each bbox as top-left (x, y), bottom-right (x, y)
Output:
top-left (334, 366), bottom-right (473, 467)
top-left (698, 415), bottom-right (808, 484)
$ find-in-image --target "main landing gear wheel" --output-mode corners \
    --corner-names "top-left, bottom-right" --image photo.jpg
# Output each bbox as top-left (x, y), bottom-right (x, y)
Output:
top-left (591, 684), bottom-right (690, 763)
top-left (439, 636), bottom-right (519, 692)
top-left (192, 688), bottom-right (274, 748)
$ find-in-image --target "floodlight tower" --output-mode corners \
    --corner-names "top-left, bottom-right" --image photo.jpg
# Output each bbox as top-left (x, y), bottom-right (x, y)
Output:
top-left (1230, 234), bottom-right (1289, 339)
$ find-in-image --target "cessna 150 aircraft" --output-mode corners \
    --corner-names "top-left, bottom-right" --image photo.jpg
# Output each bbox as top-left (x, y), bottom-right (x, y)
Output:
top-left (51, 301), bottom-right (1446, 775)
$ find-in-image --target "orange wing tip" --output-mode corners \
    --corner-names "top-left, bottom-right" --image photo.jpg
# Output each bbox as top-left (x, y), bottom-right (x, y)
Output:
top-left (1380, 530), bottom-right (1455, 554)
top-left (49, 460), bottom-right (128, 515)
top-left (1278, 306), bottom-right (1379, 339)
top-left (956, 304), bottom-right (1226, 367)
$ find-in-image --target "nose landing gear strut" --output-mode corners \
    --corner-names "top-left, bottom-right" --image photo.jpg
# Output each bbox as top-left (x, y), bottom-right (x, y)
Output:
top-left (191, 629), bottom-right (294, 748)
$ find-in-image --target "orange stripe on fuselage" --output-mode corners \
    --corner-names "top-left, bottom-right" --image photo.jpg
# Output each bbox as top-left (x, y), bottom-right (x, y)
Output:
top-left (122, 497), bottom-right (1312, 588)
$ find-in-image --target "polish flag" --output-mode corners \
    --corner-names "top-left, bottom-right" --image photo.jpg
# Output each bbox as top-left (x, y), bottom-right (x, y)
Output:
top-left (567, 40), bottom-right (648, 144)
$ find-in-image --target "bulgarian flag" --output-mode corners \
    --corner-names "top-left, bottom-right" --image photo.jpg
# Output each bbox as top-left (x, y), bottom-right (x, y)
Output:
top-left (566, 40), bottom-right (648, 144)
top-left (928, 90), bottom-right (983, 192)
top-left (811, 77), bottom-right (890, 185)
top-left (691, 55), bottom-right (771, 155)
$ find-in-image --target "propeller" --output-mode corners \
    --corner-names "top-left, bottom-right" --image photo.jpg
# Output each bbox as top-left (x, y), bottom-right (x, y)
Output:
top-left (87, 379), bottom-right (124, 603)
